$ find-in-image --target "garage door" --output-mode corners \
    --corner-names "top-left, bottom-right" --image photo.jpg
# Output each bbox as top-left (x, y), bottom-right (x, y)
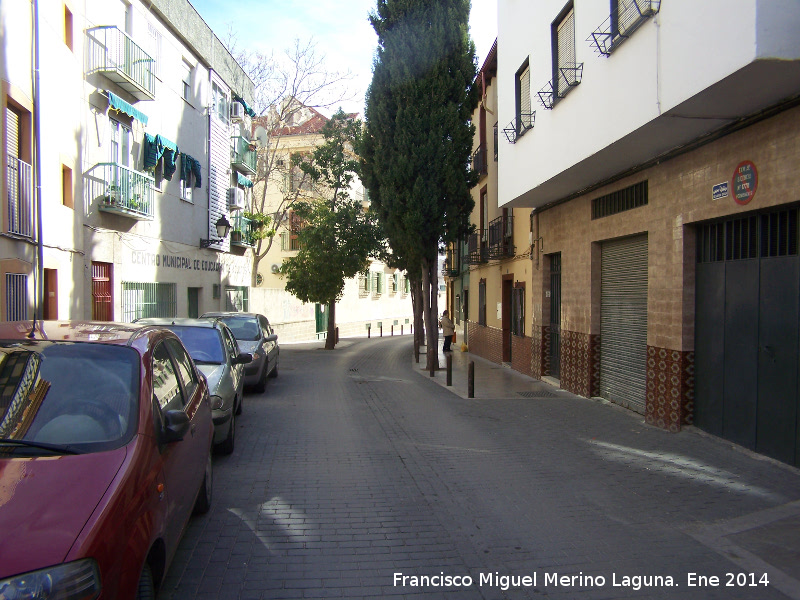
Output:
top-left (695, 208), bottom-right (800, 466)
top-left (600, 235), bottom-right (648, 412)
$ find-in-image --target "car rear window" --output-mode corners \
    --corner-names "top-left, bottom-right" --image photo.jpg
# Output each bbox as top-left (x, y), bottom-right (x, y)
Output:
top-left (165, 326), bottom-right (225, 364)
top-left (219, 317), bottom-right (260, 341)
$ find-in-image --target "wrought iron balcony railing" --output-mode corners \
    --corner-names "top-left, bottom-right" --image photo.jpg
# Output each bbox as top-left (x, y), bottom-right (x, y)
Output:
top-left (86, 26), bottom-right (155, 100)
top-left (6, 155), bottom-right (33, 237)
top-left (588, 0), bottom-right (661, 56)
top-left (232, 136), bottom-right (258, 176)
top-left (537, 63), bottom-right (584, 109)
top-left (472, 145), bottom-right (488, 177)
top-left (231, 214), bottom-right (256, 247)
top-left (465, 231), bottom-right (489, 264)
top-left (503, 113), bottom-right (535, 144)
top-left (96, 162), bottom-right (155, 220)
top-left (488, 215), bottom-right (514, 259)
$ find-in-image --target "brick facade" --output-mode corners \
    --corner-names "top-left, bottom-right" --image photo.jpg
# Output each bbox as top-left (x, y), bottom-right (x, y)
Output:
top-left (466, 321), bottom-right (503, 365)
top-left (511, 334), bottom-right (533, 377)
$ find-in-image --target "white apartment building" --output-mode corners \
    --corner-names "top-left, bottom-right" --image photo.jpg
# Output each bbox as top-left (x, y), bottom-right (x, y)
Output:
top-left (490, 0), bottom-right (800, 466)
top-left (2, 0), bottom-right (256, 323)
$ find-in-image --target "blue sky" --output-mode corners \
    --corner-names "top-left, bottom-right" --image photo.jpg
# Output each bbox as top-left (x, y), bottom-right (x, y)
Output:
top-left (189, 0), bottom-right (498, 116)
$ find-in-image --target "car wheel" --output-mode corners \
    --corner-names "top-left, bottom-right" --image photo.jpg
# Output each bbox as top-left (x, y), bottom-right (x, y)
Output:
top-left (193, 450), bottom-right (213, 515)
top-left (254, 363), bottom-right (268, 393)
top-left (268, 359), bottom-right (278, 379)
top-left (217, 410), bottom-right (235, 455)
top-left (136, 562), bottom-right (155, 600)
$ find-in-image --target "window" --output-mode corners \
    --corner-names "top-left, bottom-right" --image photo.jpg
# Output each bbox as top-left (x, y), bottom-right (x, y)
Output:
top-left (552, 3), bottom-right (582, 102)
top-left (152, 342), bottom-right (185, 412)
top-left (225, 286), bottom-right (248, 311)
top-left (359, 271), bottom-right (371, 296)
top-left (212, 82), bottom-right (228, 123)
top-left (591, 181), bottom-right (648, 219)
top-left (511, 284), bottom-right (525, 337)
top-left (147, 23), bottom-right (162, 78)
top-left (182, 60), bottom-right (193, 102)
top-left (515, 59), bottom-right (532, 136)
top-left (5, 273), bottom-right (28, 321)
top-left (478, 279), bottom-right (487, 326)
top-left (64, 5), bottom-right (73, 51)
top-left (5, 103), bottom-right (33, 237)
top-left (167, 338), bottom-right (198, 400)
top-left (121, 282), bottom-right (177, 322)
top-left (493, 123), bottom-right (498, 161)
top-left (372, 272), bottom-right (383, 296)
top-left (62, 165), bottom-right (73, 208)
top-left (109, 118), bottom-right (132, 167)
top-left (391, 273), bottom-right (398, 293)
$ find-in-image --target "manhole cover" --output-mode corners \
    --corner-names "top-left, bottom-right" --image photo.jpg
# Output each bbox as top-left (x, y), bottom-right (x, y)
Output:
top-left (517, 390), bottom-right (556, 398)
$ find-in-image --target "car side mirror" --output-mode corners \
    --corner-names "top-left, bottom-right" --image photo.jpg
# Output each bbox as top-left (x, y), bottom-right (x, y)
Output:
top-left (162, 410), bottom-right (190, 443)
top-left (233, 352), bottom-right (252, 365)
top-left (265, 334), bottom-right (278, 343)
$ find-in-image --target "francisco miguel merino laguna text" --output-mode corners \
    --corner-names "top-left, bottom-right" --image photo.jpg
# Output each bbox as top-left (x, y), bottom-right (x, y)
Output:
top-left (393, 571), bottom-right (678, 591)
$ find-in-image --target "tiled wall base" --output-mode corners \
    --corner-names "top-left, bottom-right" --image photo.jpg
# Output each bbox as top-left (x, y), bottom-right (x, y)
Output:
top-left (560, 330), bottom-right (600, 398)
top-left (645, 346), bottom-right (695, 432)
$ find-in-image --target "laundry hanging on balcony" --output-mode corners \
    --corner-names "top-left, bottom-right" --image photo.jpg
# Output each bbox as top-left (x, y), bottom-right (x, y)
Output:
top-left (236, 172), bottom-right (253, 188)
top-left (107, 92), bottom-right (148, 125)
top-left (180, 153), bottom-right (202, 188)
top-left (142, 133), bottom-right (179, 179)
top-left (232, 92), bottom-right (257, 118)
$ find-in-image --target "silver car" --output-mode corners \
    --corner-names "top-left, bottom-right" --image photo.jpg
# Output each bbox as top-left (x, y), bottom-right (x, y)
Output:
top-left (135, 318), bottom-right (251, 454)
top-left (201, 312), bottom-right (279, 393)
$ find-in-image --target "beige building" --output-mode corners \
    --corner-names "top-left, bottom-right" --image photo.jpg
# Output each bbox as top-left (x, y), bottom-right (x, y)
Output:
top-left (459, 0), bottom-right (800, 468)
top-left (249, 102), bottom-right (413, 342)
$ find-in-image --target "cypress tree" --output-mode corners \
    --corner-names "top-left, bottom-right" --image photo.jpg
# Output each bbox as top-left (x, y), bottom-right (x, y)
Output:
top-left (361, 0), bottom-right (478, 369)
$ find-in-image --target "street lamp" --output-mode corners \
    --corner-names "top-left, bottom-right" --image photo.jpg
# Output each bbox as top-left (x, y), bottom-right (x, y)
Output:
top-left (200, 215), bottom-right (232, 248)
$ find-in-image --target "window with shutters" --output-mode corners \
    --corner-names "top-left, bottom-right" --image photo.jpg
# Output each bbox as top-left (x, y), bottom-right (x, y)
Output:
top-left (551, 3), bottom-right (583, 105)
top-left (5, 103), bottom-right (34, 237)
top-left (515, 60), bottom-right (533, 137)
top-left (511, 284), bottom-right (525, 336)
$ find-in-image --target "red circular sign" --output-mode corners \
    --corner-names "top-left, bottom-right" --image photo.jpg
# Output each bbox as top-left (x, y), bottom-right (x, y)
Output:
top-left (732, 161), bottom-right (758, 205)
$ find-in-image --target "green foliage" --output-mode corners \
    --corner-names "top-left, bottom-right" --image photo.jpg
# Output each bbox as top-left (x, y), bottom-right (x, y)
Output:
top-left (282, 110), bottom-right (385, 306)
top-left (360, 0), bottom-right (479, 271)
top-left (242, 210), bottom-right (273, 241)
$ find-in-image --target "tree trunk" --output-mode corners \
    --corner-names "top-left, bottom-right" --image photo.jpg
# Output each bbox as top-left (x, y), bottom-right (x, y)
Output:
top-left (325, 300), bottom-right (336, 349)
top-left (421, 257), bottom-right (439, 371)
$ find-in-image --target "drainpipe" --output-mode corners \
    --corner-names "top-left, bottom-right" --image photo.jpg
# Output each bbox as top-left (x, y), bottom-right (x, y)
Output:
top-left (31, 0), bottom-right (44, 329)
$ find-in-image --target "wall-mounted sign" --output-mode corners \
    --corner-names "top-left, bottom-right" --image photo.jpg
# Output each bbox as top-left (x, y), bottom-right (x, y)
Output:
top-left (732, 161), bottom-right (758, 205)
top-left (712, 181), bottom-right (729, 200)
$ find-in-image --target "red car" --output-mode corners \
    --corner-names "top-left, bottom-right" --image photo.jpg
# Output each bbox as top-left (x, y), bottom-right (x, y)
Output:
top-left (0, 321), bottom-right (214, 600)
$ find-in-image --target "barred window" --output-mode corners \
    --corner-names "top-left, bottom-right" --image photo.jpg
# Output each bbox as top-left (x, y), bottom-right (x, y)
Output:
top-left (122, 282), bottom-right (177, 322)
top-left (478, 279), bottom-right (487, 326)
top-left (5, 274), bottom-right (28, 321)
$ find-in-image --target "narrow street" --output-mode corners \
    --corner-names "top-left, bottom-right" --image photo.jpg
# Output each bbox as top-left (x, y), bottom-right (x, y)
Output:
top-left (158, 336), bottom-right (800, 600)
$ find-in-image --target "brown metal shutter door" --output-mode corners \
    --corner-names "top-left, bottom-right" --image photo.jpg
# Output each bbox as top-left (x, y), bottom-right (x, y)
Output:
top-left (600, 235), bottom-right (648, 413)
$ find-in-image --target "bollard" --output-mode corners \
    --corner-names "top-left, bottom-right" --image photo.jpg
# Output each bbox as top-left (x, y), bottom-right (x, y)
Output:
top-left (336, 327), bottom-right (339, 344)
top-left (468, 361), bottom-right (474, 398)
top-left (401, 325), bottom-right (404, 336)
top-left (429, 349), bottom-right (435, 377)
top-left (446, 352), bottom-right (452, 386)
top-left (380, 323), bottom-right (383, 337)
top-left (391, 325), bottom-right (394, 336)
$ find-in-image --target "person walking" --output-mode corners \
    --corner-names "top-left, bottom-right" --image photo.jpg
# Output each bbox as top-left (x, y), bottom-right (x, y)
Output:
top-left (440, 310), bottom-right (455, 352)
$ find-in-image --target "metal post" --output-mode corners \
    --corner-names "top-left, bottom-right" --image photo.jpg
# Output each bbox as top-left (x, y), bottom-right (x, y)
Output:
top-left (391, 325), bottom-right (394, 336)
top-left (429, 348), bottom-right (435, 377)
top-left (401, 325), bottom-right (404, 336)
top-left (336, 327), bottom-right (339, 344)
top-left (380, 323), bottom-right (383, 337)
top-left (446, 352), bottom-right (452, 386)
top-left (468, 361), bottom-right (474, 398)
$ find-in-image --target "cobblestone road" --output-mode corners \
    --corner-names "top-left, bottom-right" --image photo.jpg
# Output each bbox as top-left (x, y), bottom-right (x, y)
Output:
top-left (157, 336), bottom-right (800, 600)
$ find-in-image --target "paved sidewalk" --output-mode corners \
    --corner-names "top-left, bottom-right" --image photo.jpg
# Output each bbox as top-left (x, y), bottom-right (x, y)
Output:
top-left (415, 342), bottom-right (800, 599)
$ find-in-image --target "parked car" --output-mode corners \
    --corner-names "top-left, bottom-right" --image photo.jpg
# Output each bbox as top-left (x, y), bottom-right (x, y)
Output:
top-left (135, 318), bottom-right (250, 454)
top-left (201, 312), bottom-right (279, 393)
top-left (0, 320), bottom-right (213, 600)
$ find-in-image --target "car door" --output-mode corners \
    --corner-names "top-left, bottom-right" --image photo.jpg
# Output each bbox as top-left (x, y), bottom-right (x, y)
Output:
top-left (165, 338), bottom-right (209, 488)
top-left (150, 341), bottom-right (196, 552)
top-left (259, 315), bottom-right (276, 371)
top-left (220, 326), bottom-right (243, 394)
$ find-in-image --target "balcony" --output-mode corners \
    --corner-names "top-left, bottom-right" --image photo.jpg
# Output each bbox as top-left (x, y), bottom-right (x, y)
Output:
top-left (96, 163), bottom-right (155, 220)
top-left (588, 0), bottom-right (661, 56)
top-left (464, 231), bottom-right (488, 264)
top-left (472, 145), bottom-right (488, 177)
top-left (232, 136), bottom-right (257, 176)
top-left (86, 26), bottom-right (155, 100)
top-left (503, 113), bottom-right (535, 144)
top-left (230, 214), bottom-right (256, 248)
top-left (6, 155), bottom-right (33, 237)
top-left (488, 215), bottom-right (514, 259)
top-left (537, 64), bottom-right (584, 109)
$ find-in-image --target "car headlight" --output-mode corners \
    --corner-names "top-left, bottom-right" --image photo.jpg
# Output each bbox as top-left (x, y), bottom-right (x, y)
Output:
top-left (252, 352), bottom-right (263, 361)
top-left (210, 395), bottom-right (224, 410)
top-left (0, 559), bottom-right (100, 600)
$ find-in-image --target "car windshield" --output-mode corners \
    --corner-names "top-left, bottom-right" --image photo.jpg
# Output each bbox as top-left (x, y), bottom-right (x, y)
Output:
top-left (166, 327), bottom-right (225, 364)
top-left (0, 342), bottom-right (139, 454)
top-left (219, 317), bottom-right (260, 341)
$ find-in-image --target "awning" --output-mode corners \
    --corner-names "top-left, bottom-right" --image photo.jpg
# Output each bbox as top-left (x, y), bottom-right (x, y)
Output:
top-left (232, 92), bottom-right (257, 118)
top-left (108, 92), bottom-right (148, 125)
top-left (237, 172), bottom-right (253, 188)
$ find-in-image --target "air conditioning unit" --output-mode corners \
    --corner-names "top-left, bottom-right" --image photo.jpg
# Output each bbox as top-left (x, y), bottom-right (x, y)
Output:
top-left (227, 187), bottom-right (245, 210)
top-left (230, 102), bottom-right (245, 123)
top-left (270, 264), bottom-right (280, 274)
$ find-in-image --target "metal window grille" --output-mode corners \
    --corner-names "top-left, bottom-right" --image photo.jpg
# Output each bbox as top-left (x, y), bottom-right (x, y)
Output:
top-left (591, 181), bottom-right (648, 219)
top-left (511, 286), bottom-right (525, 336)
top-left (91, 262), bottom-right (113, 321)
top-left (225, 286), bottom-right (249, 312)
top-left (121, 282), bottom-right (176, 322)
top-left (5, 274), bottom-right (28, 321)
top-left (698, 209), bottom-right (799, 263)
